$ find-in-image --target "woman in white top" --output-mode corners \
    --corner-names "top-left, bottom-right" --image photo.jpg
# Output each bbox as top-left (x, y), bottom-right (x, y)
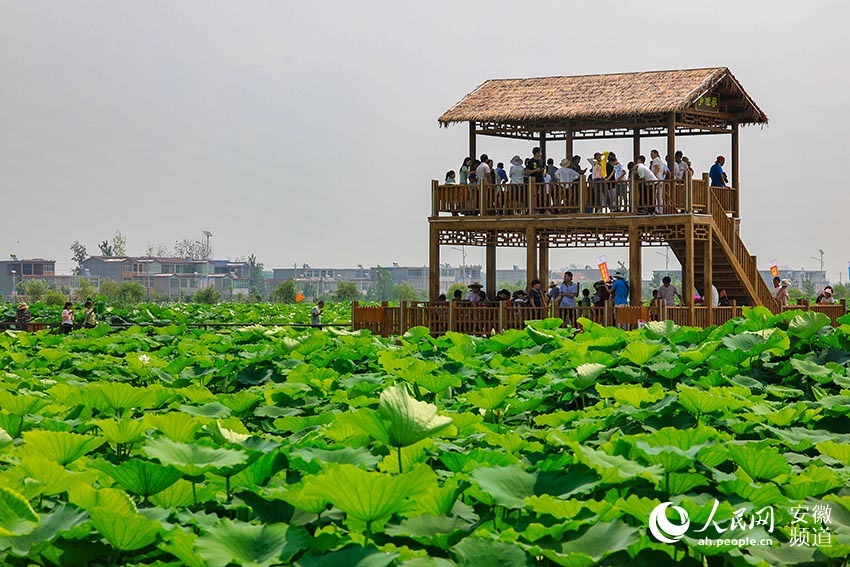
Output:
top-left (508, 155), bottom-right (525, 184)
top-left (61, 301), bottom-right (75, 334)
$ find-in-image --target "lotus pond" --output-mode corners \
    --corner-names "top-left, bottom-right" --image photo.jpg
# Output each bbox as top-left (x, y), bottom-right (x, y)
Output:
top-left (0, 307), bottom-right (849, 566)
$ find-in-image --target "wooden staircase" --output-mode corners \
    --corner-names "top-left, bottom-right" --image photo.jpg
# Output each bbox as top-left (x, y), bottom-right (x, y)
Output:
top-left (668, 190), bottom-right (775, 308)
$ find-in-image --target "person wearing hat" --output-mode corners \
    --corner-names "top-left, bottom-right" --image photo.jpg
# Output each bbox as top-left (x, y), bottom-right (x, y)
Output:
top-left (774, 279), bottom-right (790, 307)
top-left (16, 302), bottom-right (31, 331)
top-left (547, 280), bottom-right (560, 305)
top-left (710, 156), bottom-right (729, 188)
top-left (817, 285), bottom-right (835, 305)
top-left (508, 156), bottom-right (525, 184)
top-left (466, 282), bottom-right (484, 303)
top-left (611, 271), bottom-right (629, 306)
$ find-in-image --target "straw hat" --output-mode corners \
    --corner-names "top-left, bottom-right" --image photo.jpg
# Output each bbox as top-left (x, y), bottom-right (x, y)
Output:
top-left (510, 155), bottom-right (523, 166)
top-left (560, 158), bottom-right (570, 167)
top-left (780, 279), bottom-right (790, 287)
top-left (467, 282), bottom-right (483, 289)
top-left (18, 302), bottom-right (28, 309)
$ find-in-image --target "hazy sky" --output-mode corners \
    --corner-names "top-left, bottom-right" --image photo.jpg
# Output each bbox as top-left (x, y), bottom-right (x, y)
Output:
top-left (2, 1), bottom-right (849, 281)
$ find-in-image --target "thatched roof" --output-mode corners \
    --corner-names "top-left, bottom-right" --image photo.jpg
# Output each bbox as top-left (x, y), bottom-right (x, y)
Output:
top-left (439, 67), bottom-right (767, 128)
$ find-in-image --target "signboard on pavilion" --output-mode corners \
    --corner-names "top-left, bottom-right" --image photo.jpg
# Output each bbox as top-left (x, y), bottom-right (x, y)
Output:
top-left (597, 256), bottom-right (610, 282)
top-left (695, 93), bottom-right (720, 113)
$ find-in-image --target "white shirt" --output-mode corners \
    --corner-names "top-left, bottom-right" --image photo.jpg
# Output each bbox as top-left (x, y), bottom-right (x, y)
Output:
top-left (650, 156), bottom-right (665, 179)
top-left (635, 163), bottom-right (657, 181)
top-left (555, 167), bottom-right (580, 183)
top-left (613, 163), bottom-right (626, 182)
top-left (476, 162), bottom-right (491, 183)
top-left (673, 160), bottom-right (687, 180)
top-left (509, 164), bottom-right (524, 184)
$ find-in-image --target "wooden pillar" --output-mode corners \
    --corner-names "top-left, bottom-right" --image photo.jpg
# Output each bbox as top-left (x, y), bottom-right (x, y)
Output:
top-left (525, 227), bottom-right (537, 286)
top-left (539, 132), bottom-right (547, 165)
top-left (704, 227), bottom-right (713, 326)
top-left (666, 114), bottom-right (676, 178)
top-left (632, 127), bottom-right (641, 161)
top-left (429, 226), bottom-right (440, 301)
top-left (538, 236), bottom-right (549, 287)
top-left (468, 121), bottom-right (476, 161)
top-left (683, 218), bottom-right (695, 317)
top-left (731, 120), bottom-right (740, 218)
top-left (486, 232), bottom-right (496, 299)
top-left (565, 123), bottom-right (573, 160)
top-left (629, 228), bottom-right (642, 306)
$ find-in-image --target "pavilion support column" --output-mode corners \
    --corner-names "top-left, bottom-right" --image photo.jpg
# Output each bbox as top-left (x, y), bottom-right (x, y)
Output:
top-left (565, 124), bottom-right (573, 160)
top-left (683, 218), bottom-right (695, 321)
top-left (731, 120), bottom-right (740, 217)
top-left (486, 232), bottom-right (496, 299)
top-left (629, 228), bottom-right (642, 306)
top-left (632, 128), bottom-right (641, 161)
top-left (429, 226), bottom-right (440, 301)
top-left (666, 113), bottom-right (676, 177)
top-left (468, 121), bottom-right (476, 161)
top-left (704, 227), bottom-right (713, 326)
top-left (538, 236), bottom-right (549, 287)
top-left (526, 227), bottom-right (537, 288)
top-left (539, 132), bottom-right (547, 165)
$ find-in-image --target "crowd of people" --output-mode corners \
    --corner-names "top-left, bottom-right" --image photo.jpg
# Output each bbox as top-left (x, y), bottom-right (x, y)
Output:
top-left (14, 299), bottom-right (97, 332)
top-left (443, 147), bottom-right (724, 215)
top-left (772, 277), bottom-right (836, 308)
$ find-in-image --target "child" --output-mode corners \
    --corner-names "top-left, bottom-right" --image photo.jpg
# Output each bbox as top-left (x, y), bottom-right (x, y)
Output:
top-left (578, 288), bottom-right (593, 319)
top-left (61, 302), bottom-right (74, 334)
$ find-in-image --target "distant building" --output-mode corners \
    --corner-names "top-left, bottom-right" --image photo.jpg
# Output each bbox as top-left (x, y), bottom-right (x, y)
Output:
top-left (83, 256), bottom-right (250, 300)
top-left (0, 257), bottom-right (101, 299)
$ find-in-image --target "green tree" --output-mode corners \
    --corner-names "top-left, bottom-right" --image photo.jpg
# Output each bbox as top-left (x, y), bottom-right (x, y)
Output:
top-left (117, 282), bottom-right (146, 305)
top-left (246, 254), bottom-right (265, 297)
top-left (194, 287), bottom-right (221, 304)
top-left (300, 281), bottom-right (317, 300)
top-left (44, 290), bottom-right (68, 306)
top-left (335, 281), bottom-right (363, 301)
top-left (73, 277), bottom-right (97, 302)
top-left (98, 280), bottom-right (120, 302)
top-left (270, 280), bottom-right (297, 304)
top-left (112, 231), bottom-right (127, 256)
top-left (22, 279), bottom-right (49, 301)
top-left (70, 241), bottom-right (88, 275)
top-left (98, 240), bottom-right (114, 257)
top-left (367, 268), bottom-right (394, 301)
top-left (392, 283), bottom-right (419, 302)
top-left (446, 282), bottom-right (467, 300)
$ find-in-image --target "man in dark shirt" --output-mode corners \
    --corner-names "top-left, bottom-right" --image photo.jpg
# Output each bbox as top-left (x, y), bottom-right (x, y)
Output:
top-left (525, 147), bottom-right (545, 183)
top-left (528, 279), bottom-right (547, 308)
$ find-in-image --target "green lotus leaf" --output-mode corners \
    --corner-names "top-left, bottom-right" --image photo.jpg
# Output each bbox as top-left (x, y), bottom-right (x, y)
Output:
top-left (90, 458), bottom-right (183, 498)
top-left (273, 413), bottom-right (335, 434)
top-left (787, 311), bottom-right (832, 341)
top-left (0, 503), bottom-right (87, 557)
top-left (678, 340), bottom-right (722, 363)
top-left (295, 545), bottom-right (399, 567)
top-left (0, 485), bottom-right (39, 537)
top-left (379, 385), bottom-right (452, 448)
top-left (145, 412), bottom-right (202, 442)
top-left (677, 385), bottom-right (748, 416)
top-left (568, 442), bottom-right (664, 484)
top-left (20, 430), bottom-right (105, 466)
top-left (159, 527), bottom-right (205, 567)
top-left (218, 390), bottom-right (262, 416)
top-left (291, 446), bottom-right (380, 470)
top-left (0, 391), bottom-right (49, 417)
top-left (90, 382), bottom-right (157, 415)
top-left (144, 437), bottom-right (248, 476)
top-left (655, 471), bottom-right (710, 495)
top-left (302, 463), bottom-right (436, 525)
top-left (543, 520), bottom-right (638, 564)
top-left (149, 479), bottom-right (196, 508)
top-left (195, 519), bottom-right (309, 567)
top-left (789, 357), bottom-right (835, 383)
top-left (464, 384), bottom-right (514, 411)
top-left (617, 341), bottom-right (662, 366)
top-left (94, 416), bottom-right (148, 446)
top-left (783, 466), bottom-right (843, 499)
top-left (573, 363), bottom-right (606, 391)
top-left (452, 537), bottom-right (530, 567)
top-left (68, 484), bottom-right (137, 515)
top-left (816, 440), bottom-right (850, 466)
top-left (726, 443), bottom-right (791, 481)
top-left (14, 455), bottom-right (81, 496)
top-left (384, 514), bottom-right (473, 550)
top-left (596, 383), bottom-right (665, 407)
top-left (89, 509), bottom-right (161, 551)
top-left (179, 402), bottom-right (232, 418)
top-left (633, 441), bottom-right (705, 473)
top-left (0, 427), bottom-right (12, 449)
top-left (470, 464), bottom-right (536, 509)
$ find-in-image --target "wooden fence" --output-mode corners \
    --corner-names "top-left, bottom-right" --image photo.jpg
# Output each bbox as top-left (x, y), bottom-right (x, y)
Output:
top-left (352, 300), bottom-right (847, 337)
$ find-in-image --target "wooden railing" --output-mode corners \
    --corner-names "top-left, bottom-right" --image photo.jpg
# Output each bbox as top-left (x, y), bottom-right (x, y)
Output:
top-left (353, 300), bottom-right (845, 337)
top-left (433, 174), bottom-right (724, 218)
top-left (708, 189), bottom-right (776, 310)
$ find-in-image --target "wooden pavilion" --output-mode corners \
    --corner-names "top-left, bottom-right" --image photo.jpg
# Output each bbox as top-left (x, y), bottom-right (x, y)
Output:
top-left (429, 67), bottom-right (775, 316)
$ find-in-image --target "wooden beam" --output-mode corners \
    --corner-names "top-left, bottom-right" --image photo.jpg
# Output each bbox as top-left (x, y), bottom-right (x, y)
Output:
top-left (429, 227), bottom-right (440, 301)
top-left (629, 228), bottom-right (642, 306)
top-left (667, 113), bottom-right (676, 178)
top-left (526, 227), bottom-right (537, 287)
top-left (704, 227), bottom-right (713, 326)
top-left (731, 120), bottom-right (740, 217)
top-left (565, 123), bottom-right (573, 160)
top-left (486, 232), bottom-right (496, 299)
top-left (632, 128), bottom-right (641, 160)
top-left (539, 131), bottom-right (547, 165)
top-left (468, 121), bottom-right (476, 161)
top-left (683, 217), bottom-right (695, 312)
